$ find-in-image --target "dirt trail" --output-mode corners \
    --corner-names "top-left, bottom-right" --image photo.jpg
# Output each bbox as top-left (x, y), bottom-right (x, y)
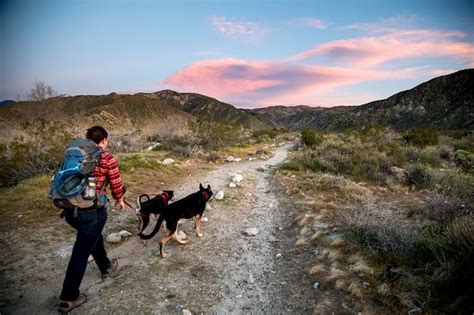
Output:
top-left (1, 144), bottom-right (318, 314)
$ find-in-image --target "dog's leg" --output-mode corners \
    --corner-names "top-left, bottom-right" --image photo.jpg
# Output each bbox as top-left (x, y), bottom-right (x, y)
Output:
top-left (173, 221), bottom-right (188, 245)
top-left (159, 232), bottom-right (174, 258)
top-left (195, 214), bottom-right (203, 238)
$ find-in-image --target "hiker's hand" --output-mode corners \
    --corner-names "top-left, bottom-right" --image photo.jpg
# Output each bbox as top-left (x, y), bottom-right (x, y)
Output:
top-left (116, 197), bottom-right (125, 212)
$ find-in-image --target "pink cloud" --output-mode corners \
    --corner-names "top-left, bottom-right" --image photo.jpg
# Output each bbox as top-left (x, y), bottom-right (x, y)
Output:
top-left (287, 29), bottom-right (474, 67)
top-left (163, 58), bottom-right (420, 107)
top-left (210, 16), bottom-right (265, 41)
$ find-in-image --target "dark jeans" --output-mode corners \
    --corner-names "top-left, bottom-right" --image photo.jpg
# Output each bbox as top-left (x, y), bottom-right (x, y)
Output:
top-left (60, 207), bottom-right (111, 301)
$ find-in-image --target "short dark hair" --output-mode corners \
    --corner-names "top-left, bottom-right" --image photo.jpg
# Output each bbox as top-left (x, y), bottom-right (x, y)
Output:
top-left (86, 126), bottom-right (108, 144)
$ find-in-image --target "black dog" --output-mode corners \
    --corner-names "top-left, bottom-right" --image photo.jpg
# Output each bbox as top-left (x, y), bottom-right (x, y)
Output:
top-left (138, 184), bottom-right (213, 257)
top-left (136, 190), bottom-right (174, 234)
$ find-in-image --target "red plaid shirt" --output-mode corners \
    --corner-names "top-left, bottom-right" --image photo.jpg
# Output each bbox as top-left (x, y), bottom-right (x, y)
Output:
top-left (94, 151), bottom-right (124, 200)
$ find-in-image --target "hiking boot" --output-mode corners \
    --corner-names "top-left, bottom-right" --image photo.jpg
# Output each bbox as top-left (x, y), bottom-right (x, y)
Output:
top-left (58, 293), bottom-right (87, 313)
top-left (101, 259), bottom-right (118, 280)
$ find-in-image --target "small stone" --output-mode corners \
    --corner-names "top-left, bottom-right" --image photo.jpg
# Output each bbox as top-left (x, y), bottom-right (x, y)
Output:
top-left (236, 294), bottom-right (243, 299)
top-left (119, 230), bottom-right (132, 237)
top-left (313, 281), bottom-right (321, 289)
top-left (247, 275), bottom-right (255, 284)
top-left (162, 158), bottom-right (174, 165)
top-left (229, 183), bottom-right (237, 188)
top-left (88, 255), bottom-right (94, 263)
top-left (242, 227), bottom-right (259, 236)
top-left (363, 282), bottom-right (370, 287)
top-left (275, 253), bottom-right (282, 258)
top-left (232, 174), bottom-right (243, 182)
top-left (106, 233), bottom-right (122, 244)
top-left (240, 245), bottom-right (249, 252)
top-left (215, 191), bottom-right (224, 200)
top-left (182, 309), bottom-right (192, 315)
top-left (205, 203), bottom-right (212, 211)
top-left (225, 156), bottom-right (235, 163)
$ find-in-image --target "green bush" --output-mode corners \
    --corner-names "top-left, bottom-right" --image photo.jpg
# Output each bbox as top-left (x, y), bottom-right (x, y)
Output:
top-left (403, 128), bottom-right (439, 147)
top-left (406, 164), bottom-right (432, 189)
top-left (301, 126), bottom-right (322, 147)
top-left (118, 154), bottom-right (165, 172)
top-left (454, 149), bottom-right (473, 173)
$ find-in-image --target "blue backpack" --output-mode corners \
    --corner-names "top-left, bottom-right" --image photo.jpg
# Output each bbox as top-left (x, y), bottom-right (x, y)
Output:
top-left (48, 139), bottom-right (103, 210)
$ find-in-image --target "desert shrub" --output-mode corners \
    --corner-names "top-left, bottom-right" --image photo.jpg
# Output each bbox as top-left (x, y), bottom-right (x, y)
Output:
top-left (423, 193), bottom-right (471, 224)
top-left (421, 215), bottom-right (474, 312)
top-left (450, 132), bottom-right (474, 152)
top-left (437, 144), bottom-right (454, 161)
top-left (252, 127), bottom-right (287, 140)
top-left (406, 164), bottom-right (432, 189)
top-left (454, 149), bottom-right (473, 173)
top-left (191, 119), bottom-right (244, 149)
top-left (172, 144), bottom-right (202, 157)
top-left (336, 200), bottom-right (416, 262)
top-left (205, 151), bottom-right (220, 162)
top-left (301, 126), bottom-right (322, 147)
top-left (0, 121), bottom-right (72, 187)
top-left (403, 128), bottom-right (439, 147)
top-left (118, 154), bottom-right (165, 172)
top-left (434, 169), bottom-right (474, 203)
top-left (280, 160), bottom-right (302, 171)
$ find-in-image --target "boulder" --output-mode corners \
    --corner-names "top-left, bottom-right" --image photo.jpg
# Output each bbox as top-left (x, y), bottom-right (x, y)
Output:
top-left (162, 158), bottom-right (175, 165)
top-left (215, 191), bottom-right (225, 200)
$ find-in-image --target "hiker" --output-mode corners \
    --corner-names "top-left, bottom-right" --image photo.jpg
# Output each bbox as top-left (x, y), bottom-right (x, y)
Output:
top-left (58, 126), bottom-right (125, 313)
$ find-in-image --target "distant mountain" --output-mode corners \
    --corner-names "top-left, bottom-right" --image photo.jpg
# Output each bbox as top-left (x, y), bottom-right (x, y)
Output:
top-left (0, 100), bottom-right (15, 106)
top-left (139, 90), bottom-right (270, 129)
top-left (252, 69), bottom-right (474, 130)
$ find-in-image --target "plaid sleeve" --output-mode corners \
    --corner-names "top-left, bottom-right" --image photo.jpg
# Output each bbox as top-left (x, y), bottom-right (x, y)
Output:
top-left (102, 152), bottom-right (124, 200)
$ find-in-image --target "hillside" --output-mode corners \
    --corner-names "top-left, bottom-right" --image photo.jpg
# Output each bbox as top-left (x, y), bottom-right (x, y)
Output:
top-left (0, 93), bottom-right (195, 142)
top-left (253, 69), bottom-right (474, 130)
top-left (139, 90), bottom-right (270, 129)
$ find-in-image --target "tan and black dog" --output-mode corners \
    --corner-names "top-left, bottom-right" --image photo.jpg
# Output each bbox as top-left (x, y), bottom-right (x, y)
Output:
top-left (138, 184), bottom-right (213, 257)
top-left (136, 190), bottom-right (174, 234)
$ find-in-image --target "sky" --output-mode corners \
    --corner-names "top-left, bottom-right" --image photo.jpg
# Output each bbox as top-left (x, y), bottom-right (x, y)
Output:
top-left (1, 0), bottom-right (473, 108)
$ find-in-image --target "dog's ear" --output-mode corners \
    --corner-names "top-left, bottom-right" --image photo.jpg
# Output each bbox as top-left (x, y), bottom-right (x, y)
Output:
top-left (207, 184), bottom-right (211, 190)
top-left (200, 183), bottom-right (204, 190)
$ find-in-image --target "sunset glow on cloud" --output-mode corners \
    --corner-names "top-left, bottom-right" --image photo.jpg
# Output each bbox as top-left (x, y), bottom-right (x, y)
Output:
top-left (164, 23), bottom-right (473, 107)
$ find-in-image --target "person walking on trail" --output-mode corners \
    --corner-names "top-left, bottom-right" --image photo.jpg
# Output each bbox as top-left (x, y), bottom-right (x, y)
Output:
top-left (58, 126), bottom-right (125, 313)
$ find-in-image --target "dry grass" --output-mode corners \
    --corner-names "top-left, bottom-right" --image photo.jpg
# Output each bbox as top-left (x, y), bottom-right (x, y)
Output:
top-left (309, 263), bottom-right (327, 275)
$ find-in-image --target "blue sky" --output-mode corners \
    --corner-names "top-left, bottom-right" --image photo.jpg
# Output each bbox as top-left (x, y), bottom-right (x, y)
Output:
top-left (1, 0), bottom-right (473, 107)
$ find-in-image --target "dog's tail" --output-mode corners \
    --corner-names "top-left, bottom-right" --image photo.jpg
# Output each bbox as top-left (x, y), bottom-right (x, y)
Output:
top-left (138, 213), bottom-right (164, 240)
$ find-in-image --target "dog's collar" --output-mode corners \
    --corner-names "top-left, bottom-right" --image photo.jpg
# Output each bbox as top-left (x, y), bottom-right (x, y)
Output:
top-left (161, 192), bottom-right (170, 204)
top-left (202, 191), bottom-right (211, 202)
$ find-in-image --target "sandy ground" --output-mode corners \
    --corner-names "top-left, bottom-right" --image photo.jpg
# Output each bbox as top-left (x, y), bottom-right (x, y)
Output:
top-left (1, 144), bottom-right (322, 314)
